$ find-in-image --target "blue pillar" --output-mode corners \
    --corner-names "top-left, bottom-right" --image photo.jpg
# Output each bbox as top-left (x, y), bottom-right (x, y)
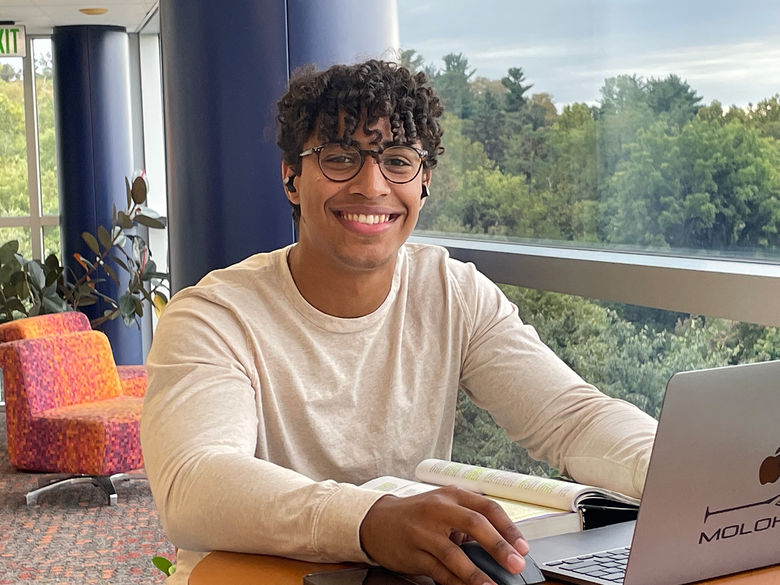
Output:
top-left (160, 0), bottom-right (399, 293)
top-left (52, 25), bottom-right (142, 366)
top-left (286, 0), bottom-right (399, 71)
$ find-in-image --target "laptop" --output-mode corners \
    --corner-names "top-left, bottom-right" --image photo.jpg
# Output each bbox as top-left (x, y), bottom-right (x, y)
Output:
top-left (528, 359), bottom-right (780, 585)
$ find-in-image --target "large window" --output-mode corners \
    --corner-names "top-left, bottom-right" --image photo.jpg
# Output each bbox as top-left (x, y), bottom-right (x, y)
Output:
top-left (0, 37), bottom-right (61, 405)
top-left (398, 0), bottom-right (780, 474)
top-left (0, 37), bottom-right (60, 260)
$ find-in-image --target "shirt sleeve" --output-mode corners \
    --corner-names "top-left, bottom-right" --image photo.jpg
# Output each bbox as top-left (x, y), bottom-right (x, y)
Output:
top-left (454, 263), bottom-right (657, 499)
top-left (140, 292), bottom-right (384, 562)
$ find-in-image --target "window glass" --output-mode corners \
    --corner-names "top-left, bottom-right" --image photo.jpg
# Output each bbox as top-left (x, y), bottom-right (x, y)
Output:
top-left (0, 55), bottom-right (30, 216)
top-left (453, 285), bottom-right (780, 475)
top-left (0, 227), bottom-right (31, 256)
top-left (398, 1), bottom-right (780, 474)
top-left (43, 224), bottom-right (60, 260)
top-left (399, 0), bottom-right (780, 261)
top-left (33, 38), bottom-right (58, 216)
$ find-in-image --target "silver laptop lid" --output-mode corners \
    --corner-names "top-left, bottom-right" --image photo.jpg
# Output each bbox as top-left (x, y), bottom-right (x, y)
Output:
top-left (624, 359), bottom-right (780, 585)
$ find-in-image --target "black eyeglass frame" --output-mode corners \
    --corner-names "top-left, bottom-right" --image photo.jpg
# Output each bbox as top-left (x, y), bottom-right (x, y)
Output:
top-left (298, 143), bottom-right (428, 184)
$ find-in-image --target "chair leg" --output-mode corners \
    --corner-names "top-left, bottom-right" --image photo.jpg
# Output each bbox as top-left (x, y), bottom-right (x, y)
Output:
top-left (26, 475), bottom-right (102, 506)
top-left (25, 471), bottom-right (147, 506)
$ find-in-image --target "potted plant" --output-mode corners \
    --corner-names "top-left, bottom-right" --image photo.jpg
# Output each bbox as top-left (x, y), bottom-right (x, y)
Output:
top-left (0, 173), bottom-right (169, 328)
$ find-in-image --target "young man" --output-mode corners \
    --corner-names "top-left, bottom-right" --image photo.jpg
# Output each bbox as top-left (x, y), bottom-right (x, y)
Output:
top-left (141, 60), bottom-right (657, 585)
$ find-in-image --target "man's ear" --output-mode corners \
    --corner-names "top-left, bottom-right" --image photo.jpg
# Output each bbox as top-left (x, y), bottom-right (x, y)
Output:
top-left (420, 171), bottom-right (432, 208)
top-left (281, 161), bottom-right (300, 204)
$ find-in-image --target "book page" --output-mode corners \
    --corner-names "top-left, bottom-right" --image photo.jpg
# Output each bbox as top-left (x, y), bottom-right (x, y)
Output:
top-left (361, 476), bottom-right (439, 497)
top-left (485, 495), bottom-right (574, 523)
top-left (361, 476), bottom-right (573, 524)
top-left (414, 459), bottom-right (588, 511)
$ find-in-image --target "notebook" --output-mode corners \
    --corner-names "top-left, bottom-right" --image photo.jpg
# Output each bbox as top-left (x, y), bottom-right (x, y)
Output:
top-left (527, 359), bottom-right (780, 585)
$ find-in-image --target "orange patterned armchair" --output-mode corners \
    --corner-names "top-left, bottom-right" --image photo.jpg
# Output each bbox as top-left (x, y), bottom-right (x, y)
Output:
top-left (0, 330), bottom-right (145, 505)
top-left (0, 312), bottom-right (147, 397)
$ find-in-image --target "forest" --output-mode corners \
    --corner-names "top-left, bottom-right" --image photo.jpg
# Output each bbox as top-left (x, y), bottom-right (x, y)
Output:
top-left (397, 50), bottom-right (780, 475)
top-left (2, 49), bottom-right (779, 476)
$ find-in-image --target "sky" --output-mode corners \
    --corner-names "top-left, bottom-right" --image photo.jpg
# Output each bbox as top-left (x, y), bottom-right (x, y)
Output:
top-left (398, 0), bottom-right (780, 109)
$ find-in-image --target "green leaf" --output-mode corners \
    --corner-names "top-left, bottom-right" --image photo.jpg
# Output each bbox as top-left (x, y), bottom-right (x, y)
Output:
top-left (119, 293), bottom-right (136, 316)
top-left (118, 211), bottom-right (133, 229)
top-left (41, 294), bottom-right (68, 313)
top-left (143, 271), bottom-right (169, 281)
top-left (44, 253), bottom-right (60, 271)
top-left (44, 266), bottom-right (63, 287)
top-left (110, 254), bottom-right (130, 272)
top-left (142, 259), bottom-right (157, 276)
top-left (78, 283), bottom-right (98, 297)
top-left (103, 262), bottom-right (120, 285)
top-left (131, 175), bottom-right (147, 205)
top-left (0, 240), bottom-right (19, 265)
top-left (6, 298), bottom-right (27, 314)
top-left (15, 279), bottom-right (31, 300)
top-left (0, 262), bottom-right (18, 284)
top-left (97, 225), bottom-right (113, 250)
top-left (82, 232), bottom-right (100, 256)
top-left (133, 296), bottom-right (144, 316)
top-left (134, 214), bottom-right (167, 229)
top-left (152, 556), bottom-right (174, 575)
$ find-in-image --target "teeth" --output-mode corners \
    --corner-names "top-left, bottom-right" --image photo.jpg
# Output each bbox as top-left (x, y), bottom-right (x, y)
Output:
top-left (343, 212), bottom-right (390, 225)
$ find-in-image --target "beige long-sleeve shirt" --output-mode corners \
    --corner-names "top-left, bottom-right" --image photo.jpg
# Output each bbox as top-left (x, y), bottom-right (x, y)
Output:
top-left (141, 243), bottom-right (657, 583)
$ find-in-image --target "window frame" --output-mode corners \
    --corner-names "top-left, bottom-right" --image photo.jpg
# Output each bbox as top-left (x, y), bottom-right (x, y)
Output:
top-left (410, 234), bottom-right (780, 327)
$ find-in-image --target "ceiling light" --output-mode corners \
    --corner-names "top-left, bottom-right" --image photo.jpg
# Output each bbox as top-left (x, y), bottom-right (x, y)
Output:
top-left (79, 8), bottom-right (109, 16)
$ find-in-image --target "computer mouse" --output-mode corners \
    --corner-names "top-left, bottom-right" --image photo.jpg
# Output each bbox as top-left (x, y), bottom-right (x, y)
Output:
top-left (460, 541), bottom-right (546, 585)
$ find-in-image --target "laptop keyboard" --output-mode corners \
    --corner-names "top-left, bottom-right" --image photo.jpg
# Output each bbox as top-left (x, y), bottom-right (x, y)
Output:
top-left (545, 546), bottom-right (630, 583)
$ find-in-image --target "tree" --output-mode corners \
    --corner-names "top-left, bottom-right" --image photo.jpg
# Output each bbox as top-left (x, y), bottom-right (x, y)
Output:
top-left (0, 83), bottom-right (30, 218)
top-left (501, 67), bottom-right (533, 112)
top-left (645, 74), bottom-right (702, 129)
top-left (398, 48), bottom-right (426, 73)
top-left (432, 53), bottom-right (476, 119)
top-left (417, 114), bottom-right (494, 231)
top-left (741, 94), bottom-right (780, 140)
top-left (543, 103), bottom-right (599, 241)
top-left (0, 63), bottom-right (20, 82)
top-left (601, 117), bottom-right (780, 250)
top-left (464, 90), bottom-right (507, 164)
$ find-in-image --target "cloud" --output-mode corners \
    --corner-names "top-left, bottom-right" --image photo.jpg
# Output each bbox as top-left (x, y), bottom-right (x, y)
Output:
top-left (399, 1), bottom-right (780, 108)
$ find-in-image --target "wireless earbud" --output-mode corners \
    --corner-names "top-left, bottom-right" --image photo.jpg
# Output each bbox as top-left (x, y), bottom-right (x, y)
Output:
top-left (421, 184), bottom-right (429, 199)
top-left (285, 175), bottom-right (297, 192)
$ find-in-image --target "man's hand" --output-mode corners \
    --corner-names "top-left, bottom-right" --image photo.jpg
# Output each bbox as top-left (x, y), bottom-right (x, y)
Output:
top-left (359, 486), bottom-right (530, 585)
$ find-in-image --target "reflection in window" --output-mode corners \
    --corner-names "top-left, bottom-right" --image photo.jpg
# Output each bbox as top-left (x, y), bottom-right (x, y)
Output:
top-left (400, 1), bottom-right (780, 260)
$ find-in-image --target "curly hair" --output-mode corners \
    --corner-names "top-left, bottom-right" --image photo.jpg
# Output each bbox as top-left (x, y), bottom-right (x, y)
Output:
top-left (277, 59), bottom-right (444, 222)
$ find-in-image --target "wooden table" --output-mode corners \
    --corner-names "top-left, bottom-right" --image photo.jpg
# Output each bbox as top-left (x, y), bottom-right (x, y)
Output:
top-left (189, 551), bottom-right (780, 585)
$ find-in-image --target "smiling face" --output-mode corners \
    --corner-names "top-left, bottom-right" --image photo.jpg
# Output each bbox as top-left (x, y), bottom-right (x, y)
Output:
top-left (283, 116), bottom-right (429, 277)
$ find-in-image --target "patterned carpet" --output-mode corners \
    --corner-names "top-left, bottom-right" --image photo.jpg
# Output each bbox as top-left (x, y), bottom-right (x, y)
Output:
top-left (0, 411), bottom-right (175, 584)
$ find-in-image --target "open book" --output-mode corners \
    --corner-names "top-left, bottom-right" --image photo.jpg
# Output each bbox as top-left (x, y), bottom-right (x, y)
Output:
top-left (361, 459), bottom-right (639, 540)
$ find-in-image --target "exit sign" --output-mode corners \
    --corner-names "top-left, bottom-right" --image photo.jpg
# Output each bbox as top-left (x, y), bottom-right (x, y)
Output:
top-left (0, 25), bottom-right (25, 57)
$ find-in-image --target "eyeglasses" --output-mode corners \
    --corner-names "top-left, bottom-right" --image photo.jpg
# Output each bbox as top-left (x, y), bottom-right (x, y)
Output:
top-left (299, 143), bottom-right (427, 184)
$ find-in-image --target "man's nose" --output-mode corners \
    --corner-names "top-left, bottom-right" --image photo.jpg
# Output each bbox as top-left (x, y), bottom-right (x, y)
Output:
top-left (352, 156), bottom-right (391, 197)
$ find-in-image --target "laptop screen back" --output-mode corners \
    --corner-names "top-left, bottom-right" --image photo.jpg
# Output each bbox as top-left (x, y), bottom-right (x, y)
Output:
top-left (623, 360), bottom-right (780, 585)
